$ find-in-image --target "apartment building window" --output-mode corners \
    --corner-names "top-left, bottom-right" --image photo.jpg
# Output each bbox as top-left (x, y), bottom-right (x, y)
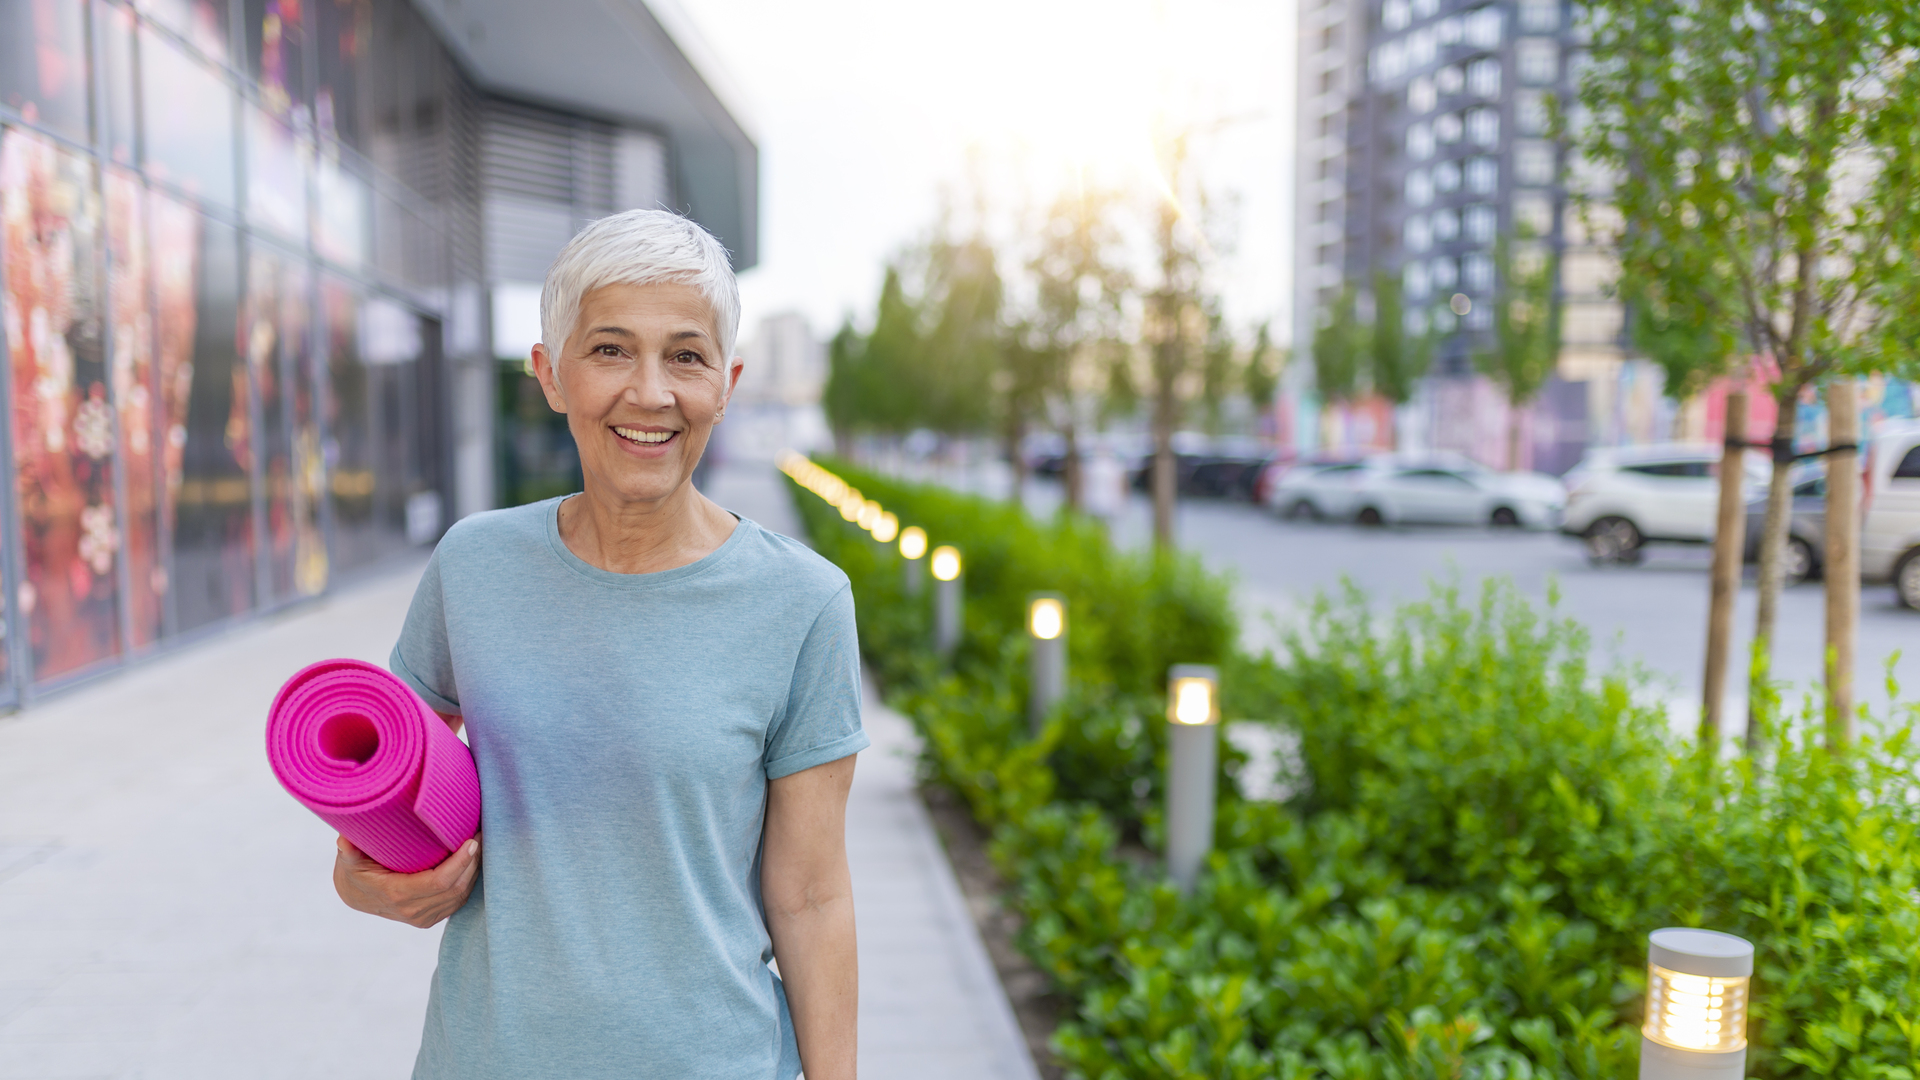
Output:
top-left (1515, 192), bottom-right (1554, 236)
top-left (1320, 113), bottom-right (1343, 138)
top-left (1317, 199), bottom-right (1339, 223)
top-left (1404, 259), bottom-right (1432, 300)
top-left (1317, 242), bottom-right (1340, 268)
top-left (1467, 106), bottom-right (1499, 146)
top-left (1407, 121), bottom-right (1435, 159)
top-left (1517, 38), bottom-right (1559, 84)
top-left (1468, 57), bottom-right (1502, 97)
top-left (1466, 155), bottom-right (1499, 193)
top-left (1321, 24), bottom-right (1342, 49)
top-left (1431, 255), bottom-right (1459, 290)
top-left (1319, 68), bottom-right (1340, 93)
top-left (1516, 90), bottom-right (1549, 135)
top-left (1432, 207), bottom-right (1460, 242)
top-left (1316, 156), bottom-right (1339, 180)
top-left (1406, 168), bottom-right (1434, 205)
top-left (1414, 0), bottom-right (1439, 19)
top-left (1437, 64), bottom-right (1465, 94)
top-left (1408, 75), bottom-right (1437, 113)
top-left (1435, 111), bottom-right (1463, 143)
top-left (1405, 214), bottom-right (1434, 252)
top-left (1520, 0), bottom-right (1560, 32)
top-left (1383, 0), bottom-right (1411, 31)
top-left (1464, 251), bottom-right (1495, 292)
top-left (1434, 160), bottom-right (1462, 193)
top-left (1515, 141), bottom-right (1556, 185)
top-left (1464, 203), bottom-right (1497, 243)
top-left (1465, 6), bottom-right (1504, 47)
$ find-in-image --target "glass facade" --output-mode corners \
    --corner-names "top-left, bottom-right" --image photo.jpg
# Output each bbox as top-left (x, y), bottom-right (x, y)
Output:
top-left (0, 0), bottom-right (467, 700)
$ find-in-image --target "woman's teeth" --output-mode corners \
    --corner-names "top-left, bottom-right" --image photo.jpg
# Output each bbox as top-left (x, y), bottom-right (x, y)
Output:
top-left (613, 426), bottom-right (675, 445)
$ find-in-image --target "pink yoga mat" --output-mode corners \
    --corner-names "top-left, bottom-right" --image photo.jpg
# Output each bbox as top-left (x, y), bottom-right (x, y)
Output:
top-left (266, 658), bottom-right (481, 873)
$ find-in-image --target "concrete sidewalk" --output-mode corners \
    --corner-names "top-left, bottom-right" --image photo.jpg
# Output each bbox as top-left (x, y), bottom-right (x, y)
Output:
top-left (0, 465), bottom-right (1037, 1080)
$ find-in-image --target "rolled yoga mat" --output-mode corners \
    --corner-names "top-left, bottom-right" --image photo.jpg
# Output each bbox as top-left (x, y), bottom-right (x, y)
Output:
top-left (266, 658), bottom-right (481, 873)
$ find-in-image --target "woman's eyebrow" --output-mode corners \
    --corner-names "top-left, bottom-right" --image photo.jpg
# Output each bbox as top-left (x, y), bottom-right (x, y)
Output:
top-left (669, 330), bottom-right (712, 343)
top-left (586, 326), bottom-right (635, 338)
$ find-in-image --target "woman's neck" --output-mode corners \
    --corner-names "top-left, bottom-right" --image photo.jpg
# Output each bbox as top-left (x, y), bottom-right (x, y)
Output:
top-left (557, 480), bottom-right (737, 575)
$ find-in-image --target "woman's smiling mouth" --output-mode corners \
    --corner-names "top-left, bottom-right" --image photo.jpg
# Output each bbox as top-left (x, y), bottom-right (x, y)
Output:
top-left (612, 426), bottom-right (678, 446)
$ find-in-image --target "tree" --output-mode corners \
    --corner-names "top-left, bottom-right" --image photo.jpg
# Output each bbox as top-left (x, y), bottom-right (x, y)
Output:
top-left (1199, 299), bottom-right (1237, 435)
top-left (1472, 237), bottom-right (1558, 471)
top-left (1143, 132), bottom-right (1213, 549)
top-left (1028, 186), bottom-right (1131, 509)
top-left (918, 232), bottom-right (1003, 437)
top-left (1243, 321), bottom-right (1283, 420)
top-left (1578, 0), bottom-right (1920, 746)
top-left (1310, 283), bottom-right (1366, 407)
top-left (1369, 270), bottom-right (1432, 420)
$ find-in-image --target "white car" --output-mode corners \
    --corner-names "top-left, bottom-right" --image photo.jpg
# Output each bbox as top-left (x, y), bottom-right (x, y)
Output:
top-left (1264, 459), bottom-right (1373, 520)
top-left (1346, 458), bottom-right (1567, 529)
top-left (1561, 443), bottom-right (1771, 563)
top-left (1865, 421), bottom-right (1920, 608)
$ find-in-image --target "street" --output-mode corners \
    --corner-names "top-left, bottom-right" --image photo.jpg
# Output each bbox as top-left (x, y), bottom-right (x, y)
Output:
top-left (1014, 478), bottom-right (1920, 735)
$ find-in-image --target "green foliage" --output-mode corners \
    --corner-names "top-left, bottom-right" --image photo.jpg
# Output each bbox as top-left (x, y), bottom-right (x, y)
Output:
top-left (1244, 322), bottom-right (1283, 412)
top-left (1312, 284), bottom-right (1366, 406)
top-left (1473, 236), bottom-right (1558, 411)
top-left (1576, 0), bottom-right (1920, 386)
top-left (791, 459), bottom-right (1920, 1079)
top-left (1369, 272), bottom-right (1432, 407)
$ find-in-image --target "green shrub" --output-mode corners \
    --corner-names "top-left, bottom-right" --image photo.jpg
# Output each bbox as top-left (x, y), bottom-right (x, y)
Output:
top-left (789, 458), bottom-right (1920, 1080)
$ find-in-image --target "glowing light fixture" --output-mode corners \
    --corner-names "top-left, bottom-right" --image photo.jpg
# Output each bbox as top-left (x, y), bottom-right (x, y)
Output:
top-left (1639, 928), bottom-right (1753, 1080)
top-left (930, 546), bottom-right (961, 582)
top-left (899, 526), bottom-right (928, 561)
top-left (873, 512), bottom-right (900, 544)
top-left (1169, 675), bottom-right (1218, 726)
top-left (1164, 664), bottom-right (1221, 892)
top-left (857, 500), bottom-right (883, 531)
top-left (1027, 593), bottom-right (1067, 733)
top-left (838, 490), bottom-right (864, 522)
top-left (1028, 597), bottom-right (1064, 640)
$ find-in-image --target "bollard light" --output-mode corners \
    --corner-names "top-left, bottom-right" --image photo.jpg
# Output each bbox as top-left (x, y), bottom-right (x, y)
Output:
top-left (857, 500), bottom-right (883, 532)
top-left (931, 546), bottom-right (963, 657)
top-left (838, 490), bottom-right (864, 522)
top-left (1027, 594), bottom-right (1067, 734)
top-left (1639, 928), bottom-right (1754, 1080)
top-left (930, 546), bottom-right (961, 581)
top-left (1164, 663), bottom-right (1220, 892)
top-left (900, 526), bottom-right (928, 596)
top-left (873, 512), bottom-right (900, 544)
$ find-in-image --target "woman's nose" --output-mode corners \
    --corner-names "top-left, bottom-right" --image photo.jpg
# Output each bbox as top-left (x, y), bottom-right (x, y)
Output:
top-left (622, 359), bottom-right (677, 409)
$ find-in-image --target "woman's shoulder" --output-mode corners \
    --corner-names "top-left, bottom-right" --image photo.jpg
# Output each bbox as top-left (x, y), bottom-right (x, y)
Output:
top-left (432, 499), bottom-right (555, 565)
top-left (730, 519), bottom-right (851, 597)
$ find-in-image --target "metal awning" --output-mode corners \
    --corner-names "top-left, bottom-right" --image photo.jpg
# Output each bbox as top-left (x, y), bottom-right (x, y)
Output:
top-left (413, 0), bottom-right (758, 270)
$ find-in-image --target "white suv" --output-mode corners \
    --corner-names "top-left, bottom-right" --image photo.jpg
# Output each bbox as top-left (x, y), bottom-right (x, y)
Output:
top-left (1560, 444), bottom-right (1770, 563)
top-left (1866, 422), bottom-right (1920, 608)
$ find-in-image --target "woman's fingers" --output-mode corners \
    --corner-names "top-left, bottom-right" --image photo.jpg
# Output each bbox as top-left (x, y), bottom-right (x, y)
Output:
top-left (334, 833), bottom-right (481, 928)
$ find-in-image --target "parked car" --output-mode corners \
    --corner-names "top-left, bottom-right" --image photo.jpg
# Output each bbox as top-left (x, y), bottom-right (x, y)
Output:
top-left (1347, 458), bottom-right (1566, 529)
top-left (1741, 475), bottom-right (1828, 584)
top-left (1263, 458), bottom-right (1373, 520)
top-left (1128, 434), bottom-right (1274, 500)
top-left (1868, 421), bottom-right (1920, 608)
top-left (1561, 444), bottom-right (1771, 563)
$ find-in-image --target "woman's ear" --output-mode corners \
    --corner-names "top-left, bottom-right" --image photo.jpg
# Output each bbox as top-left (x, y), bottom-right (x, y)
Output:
top-left (531, 343), bottom-right (568, 414)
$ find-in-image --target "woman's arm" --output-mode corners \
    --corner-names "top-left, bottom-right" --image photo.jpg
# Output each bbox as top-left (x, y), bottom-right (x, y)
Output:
top-left (763, 754), bottom-right (859, 1080)
top-left (332, 708), bottom-right (476, 928)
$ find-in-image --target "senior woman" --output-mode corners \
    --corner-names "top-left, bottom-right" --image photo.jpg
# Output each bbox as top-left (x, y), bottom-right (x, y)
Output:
top-left (330, 209), bottom-right (865, 1080)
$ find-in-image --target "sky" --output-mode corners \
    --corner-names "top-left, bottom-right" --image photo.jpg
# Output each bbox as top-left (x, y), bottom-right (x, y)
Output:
top-left (667, 0), bottom-right (1299, 346)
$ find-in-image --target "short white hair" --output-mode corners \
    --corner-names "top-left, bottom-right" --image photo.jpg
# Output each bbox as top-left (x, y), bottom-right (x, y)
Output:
top-left (540, 209), bottom-right (741, 367)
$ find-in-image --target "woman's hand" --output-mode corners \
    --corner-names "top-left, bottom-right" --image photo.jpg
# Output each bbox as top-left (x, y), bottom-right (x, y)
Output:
top-left (333, 835), bottom-right (481, 928)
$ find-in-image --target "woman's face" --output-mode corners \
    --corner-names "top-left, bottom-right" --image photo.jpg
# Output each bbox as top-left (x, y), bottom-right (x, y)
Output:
top-left (531, 282), bottom-right (740, 507)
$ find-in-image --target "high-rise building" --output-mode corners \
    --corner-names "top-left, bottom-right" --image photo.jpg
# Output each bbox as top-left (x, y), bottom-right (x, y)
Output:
top-left (0, 0), bottom-right (754, 703)
top-left (1292, 0), bottom-right (1624, 468)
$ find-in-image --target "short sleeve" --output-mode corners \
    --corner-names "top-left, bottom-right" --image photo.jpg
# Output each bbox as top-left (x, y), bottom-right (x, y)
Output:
top-left (764, 584), bottom-right (867, 779)
top-left (390, 550), bottom-right (462, 714)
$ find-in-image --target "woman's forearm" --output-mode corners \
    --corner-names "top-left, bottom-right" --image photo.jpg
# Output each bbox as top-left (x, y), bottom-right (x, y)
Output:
top-left (767, 869), bottom-right (858, 1079)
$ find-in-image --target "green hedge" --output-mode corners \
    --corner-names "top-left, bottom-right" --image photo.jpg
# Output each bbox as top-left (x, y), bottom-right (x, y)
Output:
top-left (790, 459), bottom-right (1920, 1080)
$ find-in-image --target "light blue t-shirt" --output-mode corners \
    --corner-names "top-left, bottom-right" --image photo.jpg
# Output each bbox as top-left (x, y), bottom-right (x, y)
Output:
top-left (388, 497), bottom-right (867, 1080)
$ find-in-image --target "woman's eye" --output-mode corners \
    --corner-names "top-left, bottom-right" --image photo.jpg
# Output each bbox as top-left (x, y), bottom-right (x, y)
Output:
top-left (674, 351), bottom-right (705, 365)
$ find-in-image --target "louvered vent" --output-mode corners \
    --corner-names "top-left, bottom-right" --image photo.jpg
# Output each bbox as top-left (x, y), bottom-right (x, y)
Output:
top-left (481, 99), bottom-right (671, 285)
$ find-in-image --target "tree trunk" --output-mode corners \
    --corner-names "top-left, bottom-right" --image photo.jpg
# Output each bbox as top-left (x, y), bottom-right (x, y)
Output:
top-left (1745, 388), bottom-right (1799, 751)
top-left (1152, 400), bottom-right (1177, 548)
top-left (1824, 380), bottom-right (1860, 748)
top-left (1702, 390), bottom-right (1747, 744)
top-left (1506, 407), bottom-right (1523, 471)
top-left (1063, 423), bottom-right (1084, 512)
